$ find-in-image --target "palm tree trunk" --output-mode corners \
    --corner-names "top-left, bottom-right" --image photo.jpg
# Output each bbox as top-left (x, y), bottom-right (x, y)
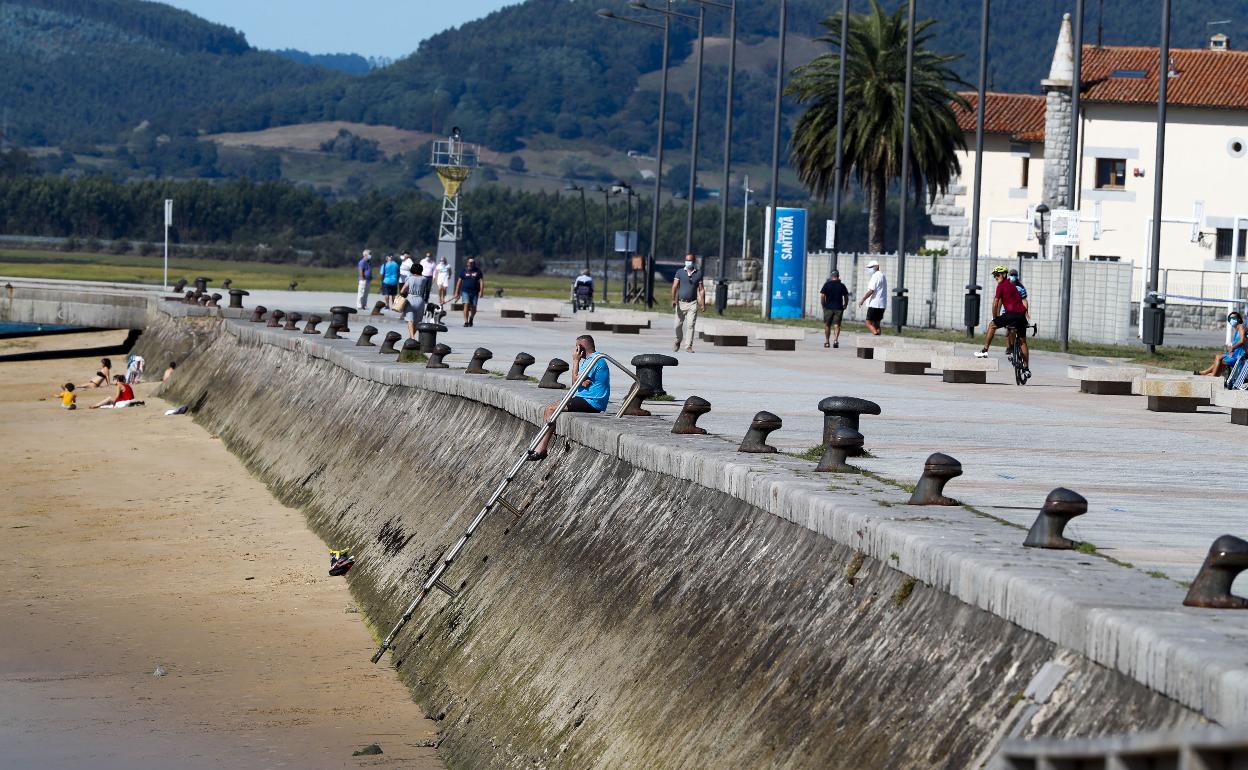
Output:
top-left (867, 167), bottom-right (886, 253)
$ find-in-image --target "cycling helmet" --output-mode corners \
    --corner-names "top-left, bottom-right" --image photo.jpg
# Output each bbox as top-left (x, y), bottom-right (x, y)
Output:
top-left (991, 265), bottom-right (1008, 275)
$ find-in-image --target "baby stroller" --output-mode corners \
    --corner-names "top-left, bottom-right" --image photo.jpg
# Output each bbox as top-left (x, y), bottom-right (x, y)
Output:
top-left (572, 276), bottom-right (594, 313)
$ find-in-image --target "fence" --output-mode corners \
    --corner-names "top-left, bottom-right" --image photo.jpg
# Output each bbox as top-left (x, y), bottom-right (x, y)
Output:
top-left (1131, 265), bottom-right (1248, 330)
top-left (800, 252), bottom-right (1134, 345)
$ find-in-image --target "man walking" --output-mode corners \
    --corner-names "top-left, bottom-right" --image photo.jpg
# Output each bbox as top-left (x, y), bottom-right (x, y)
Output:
top-left (819, 270), bottom-right (850, 348)
top-left (857, 259), bottom-right (887, 335)
top-left (671, 253), bottom-right (705, 353)
top-left (399, 251), bottom-right (414, 284)
top-left (419, 251), bottom-right (437, 285)
top-left (356, 249), bottom-right (374, 310)
top-left (454, 257), bottom-right (485, 327)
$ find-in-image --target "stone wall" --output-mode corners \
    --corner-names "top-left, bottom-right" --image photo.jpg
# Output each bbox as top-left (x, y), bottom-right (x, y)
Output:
top-left (1042, 86), bottom-right (1073, 209)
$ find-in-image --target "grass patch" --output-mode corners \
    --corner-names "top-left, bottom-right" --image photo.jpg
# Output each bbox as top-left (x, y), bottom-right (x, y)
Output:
top-left (645, 393), bottom-right (676, 402)
top-left (892, 576), bottom-right (917, 608)
top-left (889, 552), bottom-right (900, 562)
top-left (844, 552), bottom-right (865, 582)
top-left (1076, 542), bottom-right (1098, 554)
top-left (1146, 570), bottom-right (1168, 579)
top-left (788, 445), bottom-right (825, 463)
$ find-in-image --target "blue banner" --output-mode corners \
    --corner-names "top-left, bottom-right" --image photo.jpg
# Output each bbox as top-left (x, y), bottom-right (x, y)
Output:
top-left (769, 207), bottom-right (807, 319)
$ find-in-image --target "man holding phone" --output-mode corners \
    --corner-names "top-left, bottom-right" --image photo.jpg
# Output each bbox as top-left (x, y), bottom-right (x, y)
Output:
top-left (528, 335), bottom-right (610, 461)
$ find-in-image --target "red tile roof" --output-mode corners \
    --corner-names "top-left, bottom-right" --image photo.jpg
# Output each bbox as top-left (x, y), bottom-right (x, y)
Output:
top-left (1080, 45), bottom-right (1248, 109)
top-left (952, 92), bottom-right (1047, 143)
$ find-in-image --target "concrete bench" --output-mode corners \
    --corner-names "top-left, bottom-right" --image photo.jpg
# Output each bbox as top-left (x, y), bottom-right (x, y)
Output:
top-left (929, 354), bottom-right (999, 384)
top-left (1066, 365), bottom-right (1146, 396)
top-left (1133, 376), bottom-right (1217, 412)
top-left (875, 344), bottom-right (957, 375)
top-left (1212, 388), bottom-right (1248, 425)
top-left (853, 334), bottom-right (903, 359)
top-left (699, 319), bottom-right (750, 346)
top-left (497, 299), bottom-right (527, 319)
top-left (585, 309), bottom-right (651, 334)
top-left (750, 325), bottom-right (805, 351)
top-left (524, 300), bottom-right (564, 322)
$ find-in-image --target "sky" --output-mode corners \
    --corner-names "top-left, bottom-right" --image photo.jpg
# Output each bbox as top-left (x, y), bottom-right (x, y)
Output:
top-left (162, 0), bottom-right (517, 59)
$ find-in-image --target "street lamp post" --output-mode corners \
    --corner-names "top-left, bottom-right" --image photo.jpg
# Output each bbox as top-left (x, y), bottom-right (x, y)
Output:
top-left (564, 181), bottom-right (591, 273)
top-left (1144, 0), bottom-right (1172, 352)
top-left (893, 0), bottom-right (916, 333)
top-left (766, 0), bottom-right (788, 319)
top-left (1033, 203), bottom-right (1050, 272)
top-left (598, 4), bottom-right (671, 307)
top-left (965, 0), bottom-right (990, 338)
top-left (592, 184), bottom-right (611, 301)
top-left (830, 0), bottom-right (850, 273)
top-left (614, 180), bottom-right (637, 302)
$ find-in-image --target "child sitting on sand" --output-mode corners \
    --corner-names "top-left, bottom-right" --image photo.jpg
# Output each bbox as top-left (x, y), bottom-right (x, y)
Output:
top-left (91, 375), bottom-right (144, 409)
top-left (58, 382), bottom-right (76, 410)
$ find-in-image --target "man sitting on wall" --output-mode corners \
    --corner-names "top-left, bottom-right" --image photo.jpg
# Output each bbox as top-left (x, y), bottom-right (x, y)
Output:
top-left (528, 335), bottom-right (609, 461)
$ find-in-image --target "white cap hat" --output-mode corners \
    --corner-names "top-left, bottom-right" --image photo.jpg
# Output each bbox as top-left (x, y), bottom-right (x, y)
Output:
top-left (866, 259), bottom-right (880, 269)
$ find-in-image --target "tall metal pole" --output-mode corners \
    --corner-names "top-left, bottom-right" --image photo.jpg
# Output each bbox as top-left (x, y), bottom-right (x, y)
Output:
top-left (580, 187), bottom-right (590, 272)
top-left (965, 0), bottom-right (989, 338)
top-left (1060, 0), bottom-right (1085, 352)
top-left (766, 0), bottom-right (788, 319)
top-left (894, 0), bottom-right (916, 332)
top-left (1145, 0), bottom-right (1171, 352)
top-left (715, 0), bottom-right (737, 313)
top-left (684, 3), bottom-right (706, 257)
top-left (741, 174), bottom-right (751, 265)
top-left (647, 5), bottom-right (672, 308)
top-left (830, 0), bottom-right (850, 273)
top-left (624, 190), bottom-right (634, 303)
top-left (600, 187), bottom-right (611, 301)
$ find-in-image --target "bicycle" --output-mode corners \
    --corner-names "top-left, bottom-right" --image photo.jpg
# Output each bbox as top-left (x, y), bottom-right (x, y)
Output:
top-left (1005, 322), bottom-right (1037, 385)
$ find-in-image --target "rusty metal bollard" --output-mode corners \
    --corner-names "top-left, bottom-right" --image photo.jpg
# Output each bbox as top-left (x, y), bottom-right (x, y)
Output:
top-left (379, 331), bottom-right (402, 355)
top-left (399, 338), bottom-right (424, 363)
top-left (818, 396), bottom-right (882, 457)
top-left (427, 343), bottom-right (451, 369)
top-left (1023, 488), bottom-right (1088, 549)
top-left (221, 278), bottom-right (232, 289)
top-left (507, 353), bottom-right (536, 381)
top-left (538, 358), bottom-right (570, 389)
top-left (196, 294), bottom-right (210, 306)
top-left (329, 306), bottom-right (357, 333)
top-left (283, 311), bottom-right (303, 331)
top-left (356, 325), bottom-right (378, 346)
top-left (632, 353), bottom-right (679, 397)
top-left (194, 276), bottom-right (211, 295)
top-left (289, 280), bottom-right (298, 291)
top-left (268, 310), bottom-right (285, 328)
top-left (671, 396), bottom-right (711, 435)
top-left (466, 347), bottom-right (493, 374)
top-left (621, 383), bottom-right (653, 416)
top-left (417, 322), bottom-right (448, 354)
top-left (323, 322), bottom-right (344, 340)
top-left (183, 291), bottom-right (196, 304)
top-left (739, 411), bottom-right (782, 453)
top-left (1183, 535), bottom-right (1248, 609)
top-left (228, 289), bottom-right (249, 309)
top-left (302, 314), bottom-right (323, 334)
top-left (207, 293), bottom-right (223, 307)
top-left (371, 300), bottom-right (387, 317)
top-left (908, 453), bottom-right (962, 505)
top-left (816, 427), bottom-right (863, 472)
top-left (173, 278), bottom-right (188, 293)
top-left (249, 305), bottom-right (268, 323)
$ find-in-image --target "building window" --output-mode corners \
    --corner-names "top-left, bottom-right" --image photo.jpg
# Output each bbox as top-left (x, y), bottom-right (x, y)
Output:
top-left (1016, 251), bottom-right (1038, 260)
top-left (1088, 255), bottom-right (1121, 262)
top-left (1095, 158), bottom-right (1126, 189)
top-left (1020, 157), bottom-right (1030, 188)
top-left (1216, 228), bottom-right (1248, 260)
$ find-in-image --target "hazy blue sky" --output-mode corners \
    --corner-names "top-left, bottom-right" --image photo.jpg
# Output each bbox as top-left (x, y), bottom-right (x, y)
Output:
top-left (163, 1), bottom-right (517, 59)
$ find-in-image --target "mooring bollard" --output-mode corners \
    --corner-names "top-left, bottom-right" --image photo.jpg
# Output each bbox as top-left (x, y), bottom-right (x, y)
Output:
top-left (632, 353), bottom-right (679, 397)
top-left (1183, 535), bottom-right (1248, 609)
top-left (221, 278), bottom-right (233, 290)
top-left (908, 453), bottom-right (962, 505)
top-left (379, 331), bottom-right (402, 355)
top-left (249, 305), bottom-right (268, 323)
top-left (538, 358), bottom-right (570, 389)
top-left (371, 300), bottom-right (387, 317)
top-left (1023, 488), bottom-right (1087, 549)
top-left (329, 306), bottom-right (357, 333)
top-left (289, 280), bottom-right (298, 291)
top-left (205, 293), bottom-right (221, 307)
top-left (356, 325), bottom-right (378, 346)
top-left (268, 310), bottom-right (285, 328)
top-left (672, 396), bottom-right (711, 434)
top-left (466, 347), bottom-right (493, 374)
top-left (427, 343), bottom-right (451, 368)
top-left (302, 314), bottom-right (323, 334)
top-left (417, 322), bottom-right (447, 354)
top-left (739, 411), bottom-right (782, 453)
top-left (183, 291), bottom-right (197, 305)
top-left (816, 427), bottom-right (863, 472)
top-left (818, 396), bottom-right (882, 457)
top-left (399, 338), bottom-right (425, 363)
top-left (621, 383), bottom-right (654, 416)
top-left (507, 352), bottom-right (536, 381)
top-left (194, 276), bottom-right (211, 295)
top-left (323, 322), bottom-right (344, 340)
top-left (283, 312), bottom-right (303, 331)
top-left (173, 278), bottom-right (188, 293)
top-left (229, 289), bottom-right (249, 309)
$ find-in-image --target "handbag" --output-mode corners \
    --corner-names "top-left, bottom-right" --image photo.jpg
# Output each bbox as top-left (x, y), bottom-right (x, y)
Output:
top-left (392, 294), bottom-right (408, 313)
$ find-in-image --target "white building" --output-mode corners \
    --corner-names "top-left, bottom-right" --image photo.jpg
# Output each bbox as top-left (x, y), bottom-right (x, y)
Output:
top-left (927, 16), bottom-right (1248, 277)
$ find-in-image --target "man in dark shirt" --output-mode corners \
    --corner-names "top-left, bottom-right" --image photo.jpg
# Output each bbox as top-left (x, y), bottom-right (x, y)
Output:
top-left (976, 265), bottom-right (1029, 368)
top-left (818, 270), bottom-right (850, 349)
top-left (453, 258), bottom-right (485, 327)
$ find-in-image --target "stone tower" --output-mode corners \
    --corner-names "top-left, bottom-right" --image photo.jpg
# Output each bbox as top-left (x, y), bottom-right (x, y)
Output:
top-left (1042, 13), bottom-right (1075, 209)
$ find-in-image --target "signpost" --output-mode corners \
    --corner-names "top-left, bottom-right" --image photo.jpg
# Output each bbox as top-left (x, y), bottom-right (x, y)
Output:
top-left (163, 198), bottom-right (172, 289)
top-left (613, 231), bottom-right (637, 253)
top-left (767, 206), bottom-right (807, 319)
top-left (825, 219), bottom-right (836, 250)
top-left (1050, 209), bottom-right (1080, 248)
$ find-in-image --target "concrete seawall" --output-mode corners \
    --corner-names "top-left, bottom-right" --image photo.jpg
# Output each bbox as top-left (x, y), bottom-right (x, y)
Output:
top-left (136, 302), bottom-right (1227, 768)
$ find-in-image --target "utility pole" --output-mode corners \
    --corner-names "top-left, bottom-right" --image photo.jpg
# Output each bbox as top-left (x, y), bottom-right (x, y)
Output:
top-left (1144, 0), bottom-right (1172, 352)
top-left (893, 0), bottom-right (917, 333)
top-left (830, 0), bottom-right (850, 273)
top-left (965, 0), bottom-right (990, 338)
top-left (766, 0), bottom-right (788, 319)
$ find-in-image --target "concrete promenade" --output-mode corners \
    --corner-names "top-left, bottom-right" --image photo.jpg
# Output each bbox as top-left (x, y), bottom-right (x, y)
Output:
top-left (239, 288), bottom-right (1240, 584)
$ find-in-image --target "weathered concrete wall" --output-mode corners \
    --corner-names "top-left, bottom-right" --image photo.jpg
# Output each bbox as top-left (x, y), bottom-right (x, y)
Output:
top-left (0, 282), bottom-right (152, 329)
top-left (135, 307), bottom-right (1213, 769)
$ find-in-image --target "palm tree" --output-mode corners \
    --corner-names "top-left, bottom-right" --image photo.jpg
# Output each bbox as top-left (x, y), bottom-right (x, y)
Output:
top-left (787, 0), bottom-right (968, 253)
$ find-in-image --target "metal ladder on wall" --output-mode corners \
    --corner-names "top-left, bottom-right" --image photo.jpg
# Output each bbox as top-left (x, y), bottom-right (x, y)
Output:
top-left (371, 352), bottom-right (640, 663)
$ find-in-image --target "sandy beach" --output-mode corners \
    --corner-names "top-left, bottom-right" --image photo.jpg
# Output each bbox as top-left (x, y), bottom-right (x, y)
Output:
top-left (0, 332), bottom-right (444, 770)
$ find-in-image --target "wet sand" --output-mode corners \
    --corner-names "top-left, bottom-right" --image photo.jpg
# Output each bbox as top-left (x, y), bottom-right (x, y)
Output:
top-left (0, 332), bottom-right (444, 769)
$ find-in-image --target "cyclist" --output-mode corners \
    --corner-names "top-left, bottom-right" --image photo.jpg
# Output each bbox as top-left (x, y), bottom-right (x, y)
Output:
top-left (975, 265), bottom-right (1030, 370)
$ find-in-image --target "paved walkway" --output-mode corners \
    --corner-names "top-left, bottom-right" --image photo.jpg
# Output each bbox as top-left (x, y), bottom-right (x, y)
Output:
top-left (233, 289), bottom-right (1242, 584)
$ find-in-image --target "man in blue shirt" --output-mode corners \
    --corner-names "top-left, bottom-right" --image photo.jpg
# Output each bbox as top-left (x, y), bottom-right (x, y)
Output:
top-left (453, 258), bottom-right (485, 327)
top-left (528, 334), bottom-right (609, 461)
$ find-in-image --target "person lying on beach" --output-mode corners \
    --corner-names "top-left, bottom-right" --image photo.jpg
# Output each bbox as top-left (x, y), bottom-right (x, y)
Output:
top-left (57, 382), bottom-right (76, 410)
top-left (90, 375), bottom-right (143, 409)
top-left (162, 361), bottom-right (176, 383)
top-left (79, 358), bottom-right (112, 388)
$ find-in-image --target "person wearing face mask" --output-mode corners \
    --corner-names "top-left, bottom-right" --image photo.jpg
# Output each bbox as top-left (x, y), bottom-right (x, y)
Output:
top-left (435, 256), bottom-right (452, 305)
top-left (671, 253), bottom-right (705, 353)
top-left (1197, 311), bottom-right (1247, 377)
